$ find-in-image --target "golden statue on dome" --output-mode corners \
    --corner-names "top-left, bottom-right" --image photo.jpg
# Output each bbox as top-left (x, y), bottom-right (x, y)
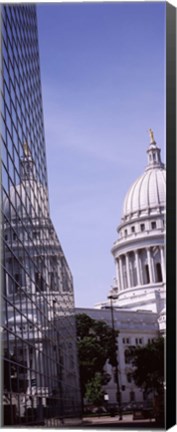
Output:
top-left (149, 128), bottom-right (155, 143)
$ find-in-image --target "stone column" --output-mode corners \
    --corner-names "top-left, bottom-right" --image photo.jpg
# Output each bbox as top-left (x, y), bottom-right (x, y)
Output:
top-left (116, 259), bottom-right (121, 292)
top-left (134, 250), bottom-right (141, 285)
top-left (119, 256), bottom-right (124, 291)
top-left (160, 246), bottom-right (165, 281)
top-left (147, 247), bottom-right (153, 283)
top-left (125, 253), bottom-right (131, 288)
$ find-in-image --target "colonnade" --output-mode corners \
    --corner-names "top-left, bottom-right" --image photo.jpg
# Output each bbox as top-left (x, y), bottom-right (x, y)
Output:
top-left (116, 245), bottom-right (165, 291)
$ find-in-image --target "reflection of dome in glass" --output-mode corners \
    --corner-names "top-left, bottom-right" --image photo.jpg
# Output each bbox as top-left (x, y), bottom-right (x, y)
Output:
top-left (3, 180), bottom-right (49, 220)
top-left (7, 314), bottom-right (37, 324)
top-left (3, 144), bottom-right (49, 220)
top-left (122, 136), bottom-right (166, 221)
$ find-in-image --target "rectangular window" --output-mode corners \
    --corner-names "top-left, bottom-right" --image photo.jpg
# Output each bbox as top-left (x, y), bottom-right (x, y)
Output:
top-left (140, 223), bottom-right (145, 232)
top-left (124, 349), bottom-right (131, 364)
top-left (143, 392), bottom-right (147, 401)
top-left (35, 272), bottom-right (44, 292)
top-left (130, 391), bottom-right (135, 402)
top-left (151, 221), bottom-right (156, 229)
top-left (33, 231), bottom-right (40, 239)
top-left (127, 373), bottom-right (132, 383)
top-left (123, 337), bottom-right (130, 344)
top-left (135, 338), bottom-right (143, 345)
top-left (156, 263), bottom-right (162, 282)
top-left (14, 273), bottom-right (22, 292)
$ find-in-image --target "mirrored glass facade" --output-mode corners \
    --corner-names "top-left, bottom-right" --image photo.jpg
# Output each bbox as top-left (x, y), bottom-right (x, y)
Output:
top-left (1, 4), bottom-right (81, 426)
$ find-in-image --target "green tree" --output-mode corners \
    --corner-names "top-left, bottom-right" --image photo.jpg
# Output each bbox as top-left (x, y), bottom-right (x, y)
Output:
top-left (76, 313), bottom-right (118, 403)
top-left (85, 373), bottom-right (104, 406)
top-left (128, 337), bottom-right (164, 396)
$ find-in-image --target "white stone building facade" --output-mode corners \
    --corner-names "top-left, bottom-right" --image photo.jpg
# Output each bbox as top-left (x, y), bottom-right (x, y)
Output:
top-left (76, 307), bottom-right (159, 406)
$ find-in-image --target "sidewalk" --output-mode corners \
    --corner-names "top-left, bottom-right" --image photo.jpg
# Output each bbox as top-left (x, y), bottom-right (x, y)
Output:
top-left (45, 414), bottom-right (158, 428)
top-left (82, 414), bottom-right (157, 428)
top-left (83, 414), bottom-right (134, 423)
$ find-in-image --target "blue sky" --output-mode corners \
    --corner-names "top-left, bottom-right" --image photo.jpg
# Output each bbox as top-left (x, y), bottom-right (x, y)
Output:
top-left (37, 2), bottom-right (165, 307)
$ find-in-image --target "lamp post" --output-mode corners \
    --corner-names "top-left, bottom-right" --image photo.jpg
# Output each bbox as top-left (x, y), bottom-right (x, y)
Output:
top-left (108, 294), bottom-right (122, 420)
top-left (53, 300), bottom-right (64, 424)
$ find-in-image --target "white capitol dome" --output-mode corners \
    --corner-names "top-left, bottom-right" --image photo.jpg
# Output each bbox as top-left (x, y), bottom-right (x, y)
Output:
top-left (123, 167), bottom-right (166, 220)
top-left (111, 131), bottom-right (166, 315)
top-left (122, 140), bottom-right (165, 221)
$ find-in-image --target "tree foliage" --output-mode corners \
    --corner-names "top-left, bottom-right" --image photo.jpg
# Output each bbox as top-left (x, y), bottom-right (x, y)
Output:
top-left (76, 313), bottom-right (119, 399)
top-left (128, 337), bottom-right (164, 396)
top-left (85, 373), bottom-right (104, 406)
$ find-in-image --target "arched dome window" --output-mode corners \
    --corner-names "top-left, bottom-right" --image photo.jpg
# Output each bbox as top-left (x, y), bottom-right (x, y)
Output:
top-left (145, 264), bottom-right (150, 284)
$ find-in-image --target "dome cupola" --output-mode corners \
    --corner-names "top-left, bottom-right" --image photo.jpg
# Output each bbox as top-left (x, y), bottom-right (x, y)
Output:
top-left (122, 130), bottom-right (166, 222)
top-left (20, 142), bottom-right (36, 181)
top-left (146, 129), bottom-right (164, 171)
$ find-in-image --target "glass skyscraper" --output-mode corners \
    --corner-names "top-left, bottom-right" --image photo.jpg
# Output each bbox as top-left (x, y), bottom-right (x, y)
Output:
top-left (1, 4), bottom-right (81, 426)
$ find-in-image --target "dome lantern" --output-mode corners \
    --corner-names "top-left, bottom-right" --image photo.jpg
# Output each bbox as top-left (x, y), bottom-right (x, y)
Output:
top-left (146, 129), bottom-right (164, 171)
top-left (20, 142), bottom-right (36, 181)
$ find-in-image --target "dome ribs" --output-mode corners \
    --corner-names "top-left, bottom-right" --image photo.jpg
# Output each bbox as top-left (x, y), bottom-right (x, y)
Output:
top-left (122, 168), bottom-right (165, 221)
top-left (138, 172), bottom-right (148, 214)
top-left (155, 169), bottom-right (160, 208)
top-left (146, 170), bottom-right (151, 210)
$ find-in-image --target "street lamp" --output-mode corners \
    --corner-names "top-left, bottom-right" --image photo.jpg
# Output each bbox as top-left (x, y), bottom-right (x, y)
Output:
top-left (53, 300), bottom-right (64, 424)
top-left (108, 293), bottom-right (122, 421)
